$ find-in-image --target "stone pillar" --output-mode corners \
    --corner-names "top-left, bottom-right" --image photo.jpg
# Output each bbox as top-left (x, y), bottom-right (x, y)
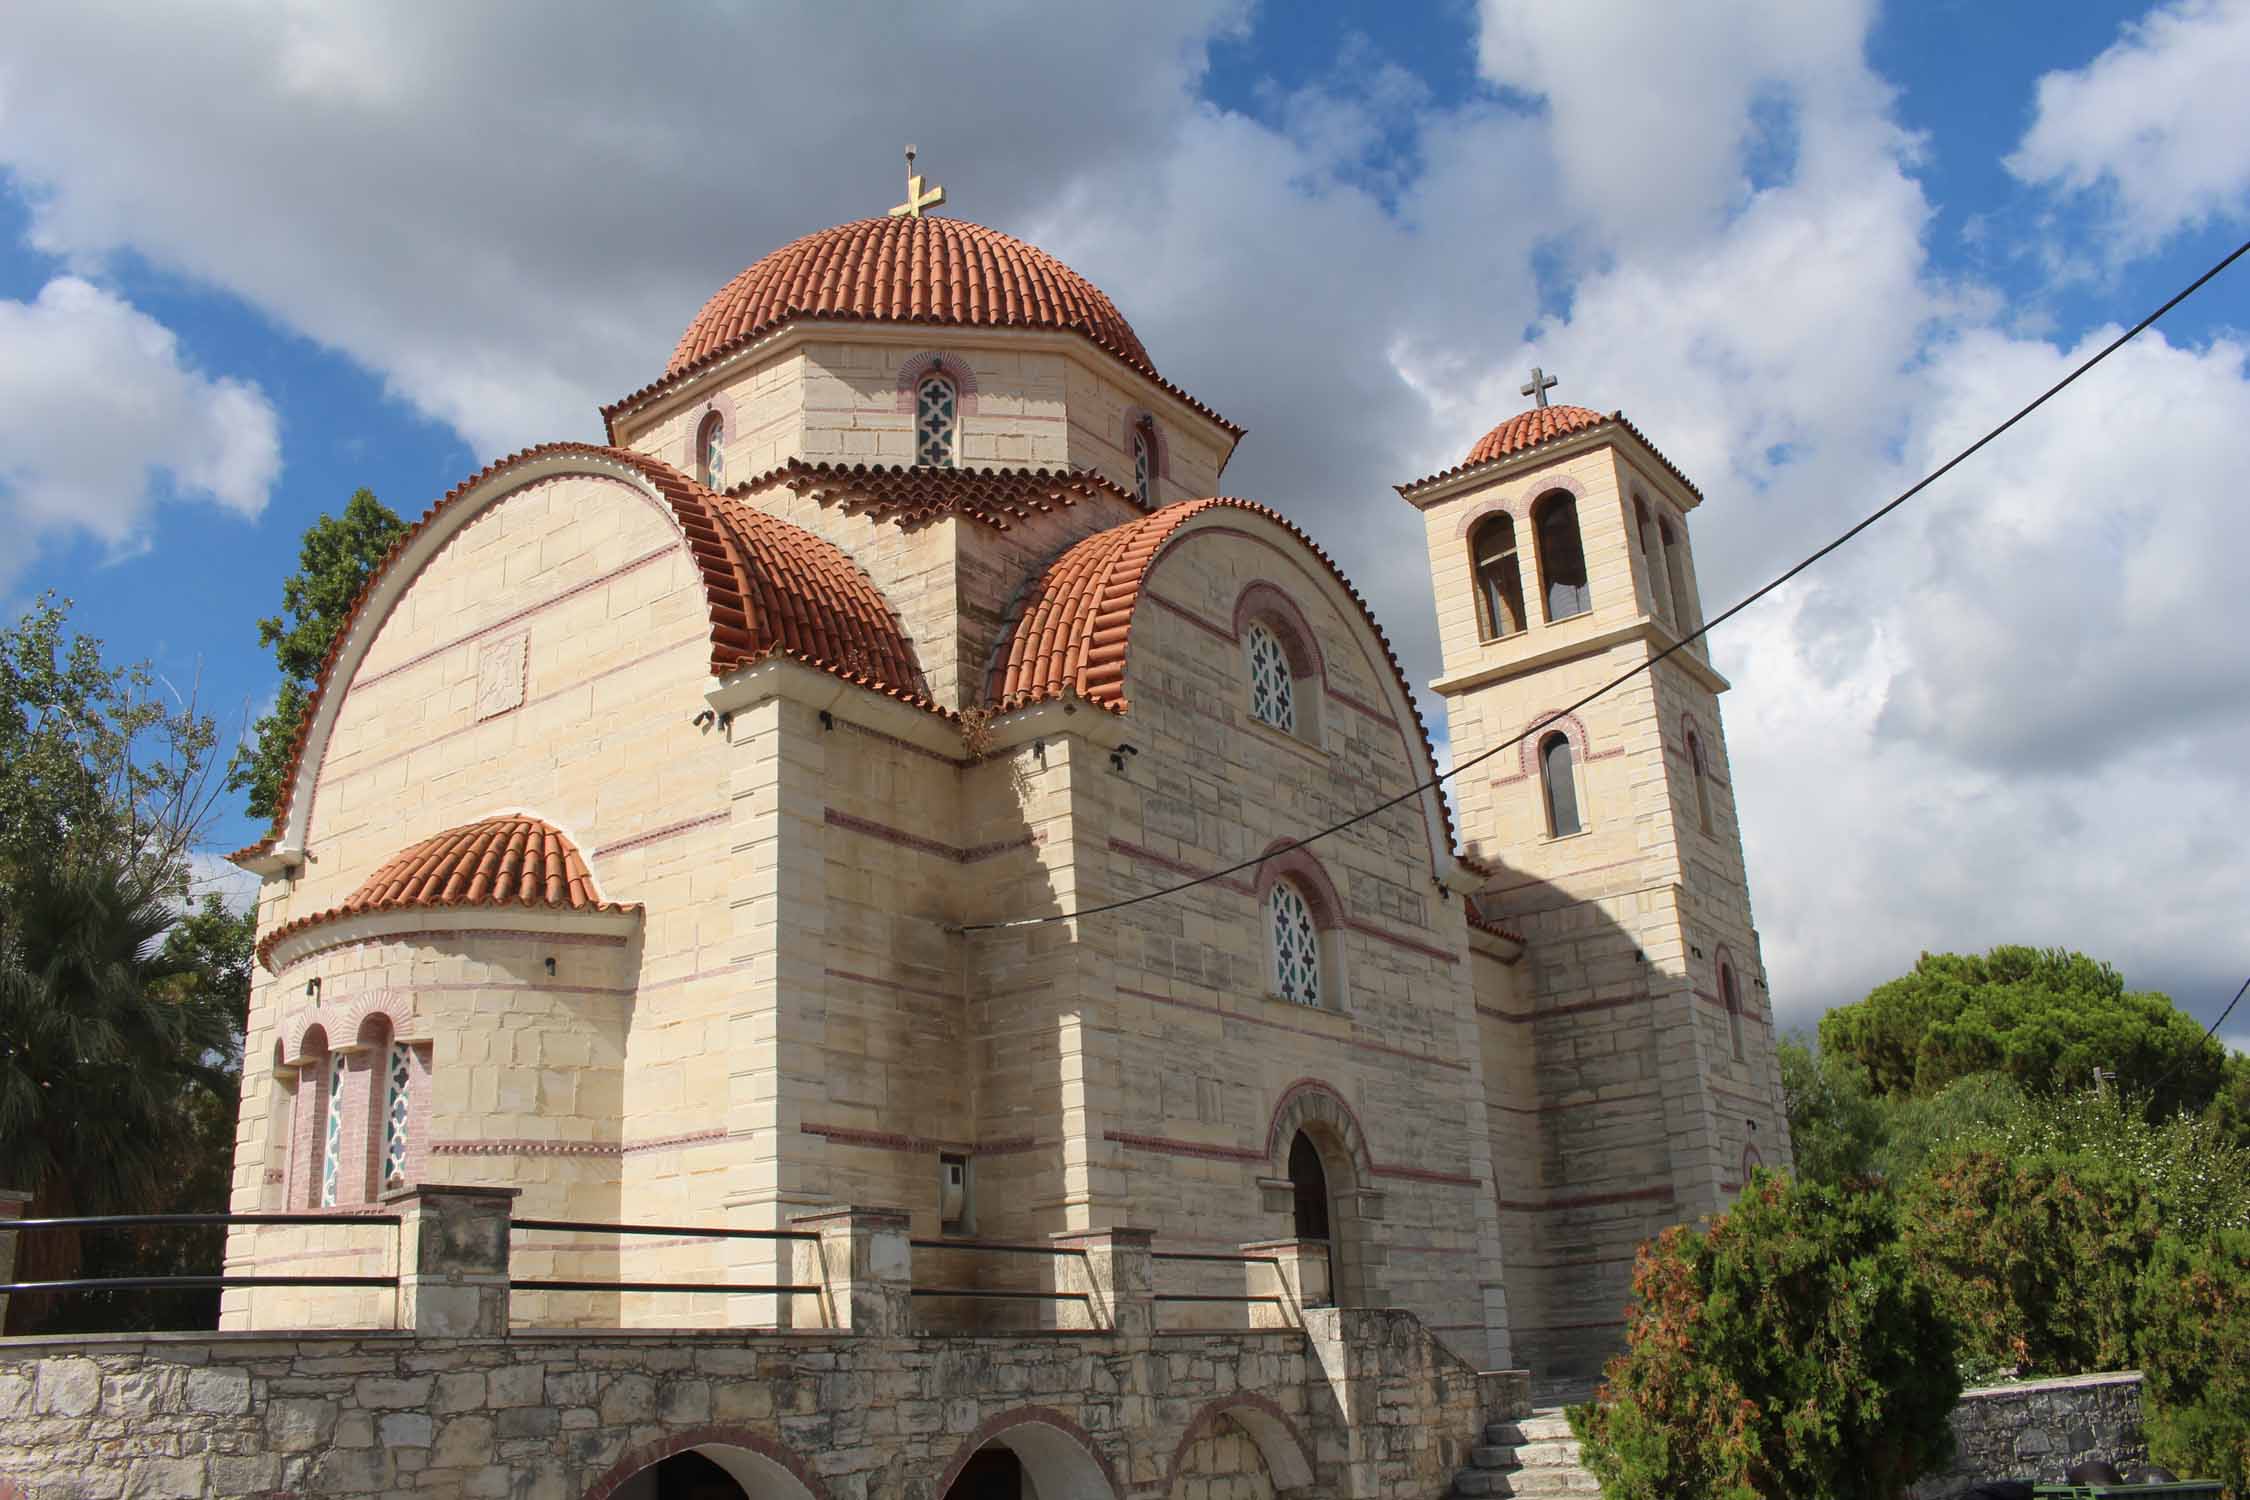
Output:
top-left (1051, 1226), bottom-right (1153, 1340)
top-left (791, 1206), bottom-right (912, 1334)
top-left (1240, 1237), bottom-right (1330, 1326)
top-left (0, 1190), bottom-right (32, 1330)
top-left (386, 1183), bottom-right (517, 1336)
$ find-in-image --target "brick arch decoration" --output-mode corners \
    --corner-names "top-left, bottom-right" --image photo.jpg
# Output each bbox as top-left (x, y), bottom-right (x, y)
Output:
top-left (1231, 581), bottom-right (1326, 682)
top-left (1264, 1078), bottom-right (1374, 1185)
top-left (1448, 473), bottom-right (1589, 542)
top-left (1163, 1393), bottom-right (1318, 1496)
top-left (581, 1425), bottom-right (830, 1500)
top-left (1249, 839), bottom-right (1345, 933)
top-left (1508, 707), bottom-right (1599, 784)
top-left (894, 351), bottom-right (981, 418)
top-left (932, 1405), bottom-right (1122, 1500)
top-left (284, 998), bottom-right (421, 1067)
top-left (227, 443), bottom-right (934, 871)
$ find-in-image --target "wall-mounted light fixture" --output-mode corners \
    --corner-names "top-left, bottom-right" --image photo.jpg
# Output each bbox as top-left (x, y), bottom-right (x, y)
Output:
top-left (818, 710), bottom-right (835, 732)
top-left (1109, 743), bottom-right (1139, 775)
top-left (692, 709), bottom-right (716, 730)
top-left (304, 977), bottom-right (321, 999)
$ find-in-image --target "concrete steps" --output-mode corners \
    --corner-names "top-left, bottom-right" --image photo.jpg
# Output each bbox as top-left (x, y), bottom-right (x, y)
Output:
top-left (1451, 1407), bottom-right (1601, 1499)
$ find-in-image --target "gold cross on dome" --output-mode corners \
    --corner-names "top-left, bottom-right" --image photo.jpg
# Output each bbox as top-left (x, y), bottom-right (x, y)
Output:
top-left (889, 145), bottom-right (947, 219)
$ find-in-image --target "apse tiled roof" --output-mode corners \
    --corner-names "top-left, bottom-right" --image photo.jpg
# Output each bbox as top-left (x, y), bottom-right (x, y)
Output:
top-left (229, 444), bottom-right (927, 867)
top-left (748, 461), bottom-right (1145, 531)
top-left (256, 816), bottom-right (637, 966)
top-left (603, 218), bottom-right (1243, 439)
top-left (985, 497), bottom-right (1464, 855)
top-left (1396, 405), bottom-right (1703, 500)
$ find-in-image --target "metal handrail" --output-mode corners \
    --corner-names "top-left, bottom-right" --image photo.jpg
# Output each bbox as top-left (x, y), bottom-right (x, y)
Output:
top-left (909, 1287), bottom-right (1093, 1302)
top-left (2, 1275), bottom-right (396, 1293)
top-left (1150, 1250), bottom-right (1282, 1265)
top-left (1154, 1293), bottom-right (1286, 1304)
top-left (8, 1213), bottom-right (398, 1230)
top-left (512, 1218), bottom-right (818, 1243)
top-left (511, 1280), bottom-right (814, 1296)
top-left (908, 1237), bottom-right (1089, 1258)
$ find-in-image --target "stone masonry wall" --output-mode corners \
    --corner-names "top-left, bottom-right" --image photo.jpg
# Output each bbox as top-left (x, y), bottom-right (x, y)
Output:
top-left (1909, 1372), bottom-right (2149, 1499)
top-left (0, 1311), bottom-right (1505, 1500)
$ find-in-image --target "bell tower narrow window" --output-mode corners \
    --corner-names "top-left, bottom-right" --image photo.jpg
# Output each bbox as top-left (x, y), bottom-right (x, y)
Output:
top-left (1470, 514), bottom-right (1527, 639)
top-left (915, 374), bottom-right (958, 468)
top-left (1689, 728), bottom-right (1714, 834)
top-left (1535, 492), bottom-right (1593, 621)
top-left (1661, 518), bottom-right (1694, 632)
top-left (1636, 498), bottom-right (1673, 624)
top-left (1721, 961), bottom-right (1745, 1061)
top-left (1541, 730), bottom-right (1582, 836)
top-left (695, 410), bottom-right (726, 489)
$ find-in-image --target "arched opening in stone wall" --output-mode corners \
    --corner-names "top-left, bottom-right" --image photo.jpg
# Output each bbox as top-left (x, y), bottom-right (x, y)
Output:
top-left (607, 1444), bottom-right (815, 1500)
top-left (1264, 1083), bottom-right (1378, 1310)
top-left (938, 1420), bottom-right (1116, 1500)
top-left (1165, 1398), bottom-right (1318, 1500)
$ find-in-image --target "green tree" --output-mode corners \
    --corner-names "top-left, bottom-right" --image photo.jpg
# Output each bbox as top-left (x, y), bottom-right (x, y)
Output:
top-left (2137, 1229), bottom-right (2250, 1498)
top-left (1819, 947), bottom-right (2224, 1118)
top-left (230, 488), bottom-right (406, 820)
top-left (1777, 1035), bottom-right (1885, 1186)
top-left (0, 859), bottom-right (241, 1332)
top-left (1569, 1173), bottom-right (1959, 1500)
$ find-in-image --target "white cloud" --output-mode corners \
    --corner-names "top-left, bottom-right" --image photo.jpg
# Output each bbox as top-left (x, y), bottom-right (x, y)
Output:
top-left (2007, 0), bottom-right (2250, 254)
top-left (0, 277), bottom-right (280, 583)
top-left (3, 0), bottom-right (2247, 1033)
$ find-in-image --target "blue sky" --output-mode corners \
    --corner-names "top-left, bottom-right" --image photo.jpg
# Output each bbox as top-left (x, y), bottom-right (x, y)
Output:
top-left (3, 0), bottom-right (2247, 1038)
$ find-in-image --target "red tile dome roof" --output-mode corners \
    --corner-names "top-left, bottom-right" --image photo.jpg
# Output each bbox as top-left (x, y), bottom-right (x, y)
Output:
top-left (670, 217), bottom-right (1154, 377)
top-left (1462, 404), bottom-right (1611, 465)
top-left (256, 815), bottom-right (638, 966)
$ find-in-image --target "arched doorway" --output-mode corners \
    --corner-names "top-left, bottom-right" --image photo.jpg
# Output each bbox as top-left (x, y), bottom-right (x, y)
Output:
top-left (1287, 1130), bottom-right (1336, 1307)
top-left (936, 1417), bottom-right (1117, 1500)
top-left (603, 1442), bottom-right (816, 1500)
top-left (629, 1452), bottom-right (748, 1498)
top-left (1265, 1081), bottom-right (1379, 1309)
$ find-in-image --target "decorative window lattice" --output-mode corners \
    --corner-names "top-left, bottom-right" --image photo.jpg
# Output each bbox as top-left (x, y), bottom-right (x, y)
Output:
top-left (1132, 428), bottom-right (1152, 504)
top-left (698, 413), bottom-right (726, 489)
top-left (1269, 881), bottom-right (1322, 1007)
top-left (383, 1042), bottom-right (412, 1188)
top-left (915, 375), bottom-right (957, 467)
top-left (320, 1051), bottom-right (345, 1207)
top-left (1247, 622), bottom-right (1295, 733)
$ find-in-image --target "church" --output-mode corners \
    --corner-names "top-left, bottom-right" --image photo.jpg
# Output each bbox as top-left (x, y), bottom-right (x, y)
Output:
top-left (223, 166), bottom-right (1788, 1382)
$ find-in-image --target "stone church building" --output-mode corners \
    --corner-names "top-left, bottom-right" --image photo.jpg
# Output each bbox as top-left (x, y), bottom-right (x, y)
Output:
top-left (224, 199), bottom-right (1788, 1382)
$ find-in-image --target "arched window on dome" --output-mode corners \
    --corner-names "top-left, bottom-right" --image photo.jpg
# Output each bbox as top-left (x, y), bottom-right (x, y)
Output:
top-left (1131, 419), bottom-right (1156, 505)
top-left (1635, 498), bottom-right (1673, 625)
top-left (1469, 512), bottom-right (1528, 640)
top-left (915, 373), bottom-right (958, 468)
top-left (1534, 491), bottom-right (1593, 622)
top-left (1688, 727), bottom-right (1714, 835)
top-left (1721, 959), bottom-right (1746, 1061)
top-left (1540, 730), bottom-right (1582, 837)
top-left (1267, 878), bottom-right (1324, 1008)
top-left (695, 410), bottom-right (726, 489)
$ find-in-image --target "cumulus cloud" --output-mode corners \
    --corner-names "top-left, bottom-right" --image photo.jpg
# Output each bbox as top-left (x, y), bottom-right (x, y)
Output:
top-left (4, 0), bottom-right (2246, 1029)
top-left (2007, 0), bottom-right (2250, 254)
top-left (0, 277), bottom-right (280, 583)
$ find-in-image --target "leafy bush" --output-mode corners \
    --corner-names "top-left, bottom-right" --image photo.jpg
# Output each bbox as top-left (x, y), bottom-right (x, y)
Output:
top-left (1570, 1174), bottom-right (1959, 1500)
top-left (2137, 1229), bottom-right (2250, 1499)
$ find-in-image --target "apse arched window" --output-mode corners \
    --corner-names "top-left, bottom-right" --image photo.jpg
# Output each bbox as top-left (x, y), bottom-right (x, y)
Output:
top-left (1721, 961), bottom-right (1746, 1061)
top-left (1689, 728), bottom-right (1714, 834)
top-left (1246, 621), bottom-right (1297, 735)
top-left (1535, 492), bottom-right (1593, 621)
top-left (1660, 518), bottom-right (1693, 632)
top-left (1540, 730), bottom-right (1582, 837)
top-left (1131, 420), bottom-right (1156, 505)
top-left (1470, 513), bottom-right (1527, 640)
top-left (382, 1033), bottom-right (413, 1191)
top-left (915, 374), bottom-right (958, 468)
top-left (1636, 498), bottom-right (1673, 624)
top-left (695, 410), bottom-right (726, 489)
top-left (1268, 878), bottom-right (1324, 1007)
top-left (319, 1047), bottom-right (346, 1208)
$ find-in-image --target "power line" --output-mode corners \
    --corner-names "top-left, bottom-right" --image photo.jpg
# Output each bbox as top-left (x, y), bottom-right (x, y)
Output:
top-left (2144, 973), bottom-right (2250, 1100)
top-left (959, 232), bottom-right (2250, 935)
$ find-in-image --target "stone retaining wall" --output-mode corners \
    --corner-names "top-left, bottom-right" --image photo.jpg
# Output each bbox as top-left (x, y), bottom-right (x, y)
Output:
top-left (1911, 1371), bottom-right (2147, 1499)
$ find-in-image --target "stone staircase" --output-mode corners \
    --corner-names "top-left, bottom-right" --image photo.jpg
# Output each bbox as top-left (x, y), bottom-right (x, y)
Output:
top-left (1451, 1404), bottom-right (1602, 1498)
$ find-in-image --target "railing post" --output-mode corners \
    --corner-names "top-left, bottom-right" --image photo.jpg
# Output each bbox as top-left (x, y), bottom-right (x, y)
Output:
top-left (386, 1184), bottom-right (518, 1336)
top-left (1239, 1237), bottom-right (1331, 1326)
top-left (0, 1190), bottom-right (31, 1329)
top-left (791, 1206), bottom-right (912, 1334)
top-left (1051, 1226), bottom-right (1154, 1340)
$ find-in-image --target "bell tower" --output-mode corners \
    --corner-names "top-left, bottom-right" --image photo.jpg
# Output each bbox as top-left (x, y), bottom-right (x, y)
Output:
top-left (1397, 390), bottom-right (1789, 1379)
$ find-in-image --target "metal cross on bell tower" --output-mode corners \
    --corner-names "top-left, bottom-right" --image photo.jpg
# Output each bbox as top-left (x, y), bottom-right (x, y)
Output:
top-left (889, 145), bottom-right (947, 219)
top-left (1521, 366), bottom-right (1559, 408)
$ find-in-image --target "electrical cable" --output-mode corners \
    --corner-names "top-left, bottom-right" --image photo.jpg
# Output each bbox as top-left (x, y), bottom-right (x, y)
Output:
top-left (958, 231), bottom-right (2250, 934)
top-left (2142, 973), bottom-right (2250, 1101)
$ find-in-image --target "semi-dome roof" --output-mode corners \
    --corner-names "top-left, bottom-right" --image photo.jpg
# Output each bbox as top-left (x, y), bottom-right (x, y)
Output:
top-left (1462, 404), bottom-right (1611, 466)
top-left (670, 217), bottom-right (1154, 377)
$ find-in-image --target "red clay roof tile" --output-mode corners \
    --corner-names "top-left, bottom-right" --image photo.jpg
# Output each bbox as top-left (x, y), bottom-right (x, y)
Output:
top-left (746, 461), bottom-right (1145, 531)
top-left (255, 815), bottom-right (637, 966)
top-left (1396, 405), bottom-right (1704, 500)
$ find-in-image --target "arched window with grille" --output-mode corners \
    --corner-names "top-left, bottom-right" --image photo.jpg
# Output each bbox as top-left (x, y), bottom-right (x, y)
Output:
top-left (1636, 497), bottom-right (1673, 624)
top-left (1470, 513), bottom-right (1527, 639)
top-left (695, 410), bottom-right (726, 489)
top-left (1540, 730), bottom-right (1582, 836)
top-left (1131, 420), bottom-right (1156, 505)
top-left (1246, 620), bottom-right (1297, 735)
top-left (1534, 491), bottom-right (1593, 621)
top-left (319, 1046), bottom-right (346, 1208)
top-left (1721, 960), bottom-right (1746, 1061)
top-left (1268, 878), bottom-right (1323, 1007)
top-left (915, 374), bottom-right (958, 467)
top-left (381, 1031), bottom-right (413, 1192)
top-left (1689, 728), bottom-right (1714, 833)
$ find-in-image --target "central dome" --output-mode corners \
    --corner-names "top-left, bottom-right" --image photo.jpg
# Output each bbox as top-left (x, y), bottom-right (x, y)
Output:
top-left (670, 217), bottom-right (1153, 378)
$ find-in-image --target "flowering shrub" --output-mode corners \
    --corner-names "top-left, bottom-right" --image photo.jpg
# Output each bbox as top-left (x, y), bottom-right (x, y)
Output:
top-left (1569, 1173), bottom-right (1959, 1500)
